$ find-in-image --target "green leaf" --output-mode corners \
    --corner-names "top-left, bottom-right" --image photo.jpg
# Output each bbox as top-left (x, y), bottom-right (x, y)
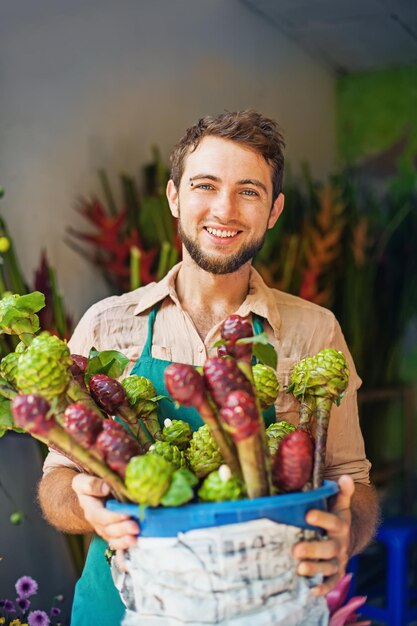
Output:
top-left (15, 292), bottom-right (45, 313)
top-left (236, 332), bottom-right (270, 345)
top-left (0, 396), bottom-right (21, 437)
top-left (151, 395), bottom-right (169, 403)
top-left (212, 339), bottom-right (227, 348)
top-left (0, 376), bottom-right (17, 400)
top-left (160, 468), bottom-right (198, 507)
top-left (85, 349), bottom-right (130, 382)
top-left (0, 308), bottom-right (40, 335)
top-left (253, 343), bottom-right (278, 369)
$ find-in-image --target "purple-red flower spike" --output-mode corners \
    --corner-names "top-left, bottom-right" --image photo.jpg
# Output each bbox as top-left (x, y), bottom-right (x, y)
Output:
top-left (226, 342), bottom-right (253, 361)
top-left (63, 402), bottom-right (103, 448)
top-left (88, 374), bottom-right (127, 414)
top-left (272, 429), bottom-right (314, 492)
top-left (164, 363), bottom-right (207, 409)
top-left (217, 344), bottom-right (229, 358)
top-left (11, 394), bottom-right (54, 437)
top-left (70, 354), bottom-right (88, 372)
top-left (203, 357), bottom-right (253, 409)
top-left (220, 390), bottom-right (260, 442)
top-left (219, 389), bottom-right (269, 498)
top-left (221, 315), bottom-right (253, 342)
top-left (69, 354), bottom-right (88, 389)
top-left (217, 342), bottom-right (253, 361)
top-left (95, 420), bottom-right (143, 478)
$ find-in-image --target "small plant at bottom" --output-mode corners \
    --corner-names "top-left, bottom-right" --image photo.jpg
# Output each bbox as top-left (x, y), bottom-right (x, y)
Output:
top-left (0, 576), bottom-right (66, 626)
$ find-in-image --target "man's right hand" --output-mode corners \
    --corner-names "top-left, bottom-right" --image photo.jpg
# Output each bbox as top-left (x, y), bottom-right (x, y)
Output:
top-left (72, 473), bottom-right (139, 550)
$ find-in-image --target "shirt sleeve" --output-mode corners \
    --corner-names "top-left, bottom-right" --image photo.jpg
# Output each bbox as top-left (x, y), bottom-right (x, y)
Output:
top-left (323, 317), bottom-right (371, 485)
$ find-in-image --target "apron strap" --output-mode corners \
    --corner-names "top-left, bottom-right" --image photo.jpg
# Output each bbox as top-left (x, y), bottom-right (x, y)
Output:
top-left (252, 313), bottom-right (264, 335)
top-left (251, 314), bottom-right (264, 365)
top-left (140, 301), bottom-right (162, 358)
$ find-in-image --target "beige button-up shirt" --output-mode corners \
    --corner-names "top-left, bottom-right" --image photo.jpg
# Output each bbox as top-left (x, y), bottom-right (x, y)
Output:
top-left (44, 263), bottom-right (371, 484)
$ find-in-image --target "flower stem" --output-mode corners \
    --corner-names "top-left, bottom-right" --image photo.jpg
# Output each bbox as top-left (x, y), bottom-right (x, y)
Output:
top-left (313, 396), bottom-right (332, 488)
top-left (199, 398), bottom-right (243, 480)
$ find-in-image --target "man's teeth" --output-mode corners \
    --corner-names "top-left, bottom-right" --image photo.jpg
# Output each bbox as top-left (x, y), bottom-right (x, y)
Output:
top-left (206, 227), bottom-right (238, 238)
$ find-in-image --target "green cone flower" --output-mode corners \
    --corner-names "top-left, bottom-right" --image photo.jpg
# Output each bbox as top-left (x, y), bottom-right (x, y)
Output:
top-left (198, 465), bottom-right (246, 502)
top-left (30, 332), bottom-right (72, 362)
top-left (16, 332), bottom-right (72, 401)
top-left (288, 348), bottom-right (349, 488)
top-left (122, 375), bottom-right (162, 440)
top-left (266, 420), bottom-right (296, 456)
top-left (0, 352), bottom-right (21, 387)
top-left (148, 440), bottom-right (187, 470)
top-left (252, 363), bottom-right (280, 410)
top-left (185, 424), bottom-right (224, 478)
top-left (161, 418), bottom-right (192, 450)
top-left (125, 454), bottom-right (174, 506)
top-left (288, 348), bottom-right (349, 404)
top-left (122, 375), bottom-right (157, 412)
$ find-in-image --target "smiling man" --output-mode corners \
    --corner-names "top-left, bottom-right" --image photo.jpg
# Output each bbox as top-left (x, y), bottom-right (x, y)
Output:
top-left (38, 110), bottom-right (379, 626)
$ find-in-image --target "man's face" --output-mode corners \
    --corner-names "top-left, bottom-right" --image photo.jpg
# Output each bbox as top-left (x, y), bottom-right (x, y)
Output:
top-left (167, 136), bottom-right (283, 275)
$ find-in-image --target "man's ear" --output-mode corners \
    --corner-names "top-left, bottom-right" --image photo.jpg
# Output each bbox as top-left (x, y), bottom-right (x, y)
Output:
top-left (166, 180), bottom-right (179, 218)
top-left (267, 192), bottom-right (284, 230)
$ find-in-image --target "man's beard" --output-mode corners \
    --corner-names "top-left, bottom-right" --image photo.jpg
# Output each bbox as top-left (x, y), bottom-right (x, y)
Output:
top-left (178, 218), bottom-right (266, 275)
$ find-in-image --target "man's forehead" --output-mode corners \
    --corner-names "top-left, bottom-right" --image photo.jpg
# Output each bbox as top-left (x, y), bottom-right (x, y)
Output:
top-left (181, 136), bottom-right (272, 182)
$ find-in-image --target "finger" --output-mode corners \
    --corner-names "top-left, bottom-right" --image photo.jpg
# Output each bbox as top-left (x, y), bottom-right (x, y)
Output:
top-left (72, 473), bottom-right (111, 497)
top-left (106, 534), bottom-right (137, 551)
top-left (311, 572), bottom-right (342, 597)
top-left (103, 519), bottom-right (140, 540)
top-left (297, 558), bottom-right (339, 578)
top-left (331, 475), bottom-right (355, 516)
top-left (115, 549), bottom-right (129, 573)
top-left (78, 499), bottom-right (133, 533)
top-left (305, 509), bottom-right (345, 534)
top-left (293, 538), bottom-right (338, 561)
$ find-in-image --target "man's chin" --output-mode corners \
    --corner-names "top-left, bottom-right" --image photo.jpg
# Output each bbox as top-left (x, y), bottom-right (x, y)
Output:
top-left (188, 252), bottom-right (252, 275)
top-left (179, 225), bottom-right (265, 275)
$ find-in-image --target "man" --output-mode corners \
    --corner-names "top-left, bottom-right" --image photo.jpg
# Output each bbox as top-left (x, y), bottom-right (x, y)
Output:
top-left (38, 110), bottom-right (379, 626)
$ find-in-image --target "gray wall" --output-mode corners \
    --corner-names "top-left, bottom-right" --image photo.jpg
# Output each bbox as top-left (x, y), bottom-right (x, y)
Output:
top-left (0, 0), bottom-right (336, 321)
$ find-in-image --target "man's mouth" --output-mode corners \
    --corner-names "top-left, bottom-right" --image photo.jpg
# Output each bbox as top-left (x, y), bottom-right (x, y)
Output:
top-left (204, 226), bottom-right (241, 238)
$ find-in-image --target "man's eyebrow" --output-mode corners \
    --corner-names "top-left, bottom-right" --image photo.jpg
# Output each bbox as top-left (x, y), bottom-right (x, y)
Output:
top-left (238, 179), bottom-right (268, 193)
top-left (189, 174), bottom-right (220, 182)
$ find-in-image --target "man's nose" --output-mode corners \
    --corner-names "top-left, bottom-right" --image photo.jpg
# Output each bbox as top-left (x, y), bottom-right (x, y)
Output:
top-left (211, 191), bottom-right (237, 219)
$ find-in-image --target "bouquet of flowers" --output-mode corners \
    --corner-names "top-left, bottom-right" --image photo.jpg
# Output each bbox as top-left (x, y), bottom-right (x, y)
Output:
top-left (0, 290), bottom-right (353, 625)
top-left (0, 291), bottom-right (349, 508)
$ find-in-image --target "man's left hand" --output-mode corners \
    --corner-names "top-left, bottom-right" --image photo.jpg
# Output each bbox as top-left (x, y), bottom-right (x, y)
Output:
top-left (292, 474), bottom-right (355, 596)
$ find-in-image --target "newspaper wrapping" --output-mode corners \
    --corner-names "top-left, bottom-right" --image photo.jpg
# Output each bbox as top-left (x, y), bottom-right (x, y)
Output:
top-left (111, 518), bottom-right (329, 626)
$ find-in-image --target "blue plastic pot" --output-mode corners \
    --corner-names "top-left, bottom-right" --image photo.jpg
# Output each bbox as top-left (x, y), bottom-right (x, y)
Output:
top-left (106, 480), bottom-right (338, 537)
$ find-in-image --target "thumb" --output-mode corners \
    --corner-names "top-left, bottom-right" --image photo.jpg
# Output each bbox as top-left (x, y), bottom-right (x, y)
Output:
top-left (72, 473), bottom-right (111, 497)
top-left (332, 475), bottom-right (355, 516)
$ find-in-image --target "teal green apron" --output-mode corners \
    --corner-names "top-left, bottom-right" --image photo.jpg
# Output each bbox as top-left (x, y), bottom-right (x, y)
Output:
top-left (71, 306), bottom-right (275, 626)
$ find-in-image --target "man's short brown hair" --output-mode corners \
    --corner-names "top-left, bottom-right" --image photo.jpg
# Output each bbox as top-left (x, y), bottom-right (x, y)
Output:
top-left (170, 110), bottom-right (285, 201)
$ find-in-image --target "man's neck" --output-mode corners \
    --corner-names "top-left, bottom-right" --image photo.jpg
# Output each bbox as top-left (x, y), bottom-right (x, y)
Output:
top-left (175, 257), bottom-right (252, 339)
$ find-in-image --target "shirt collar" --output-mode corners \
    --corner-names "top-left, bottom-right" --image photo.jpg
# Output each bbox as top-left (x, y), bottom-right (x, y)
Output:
top-left (132, 263), bottom-right (181, 315)
top-left (133, 262), bottom-right (281, 339)
top-left (236, 267), bottom-right (281, 339)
